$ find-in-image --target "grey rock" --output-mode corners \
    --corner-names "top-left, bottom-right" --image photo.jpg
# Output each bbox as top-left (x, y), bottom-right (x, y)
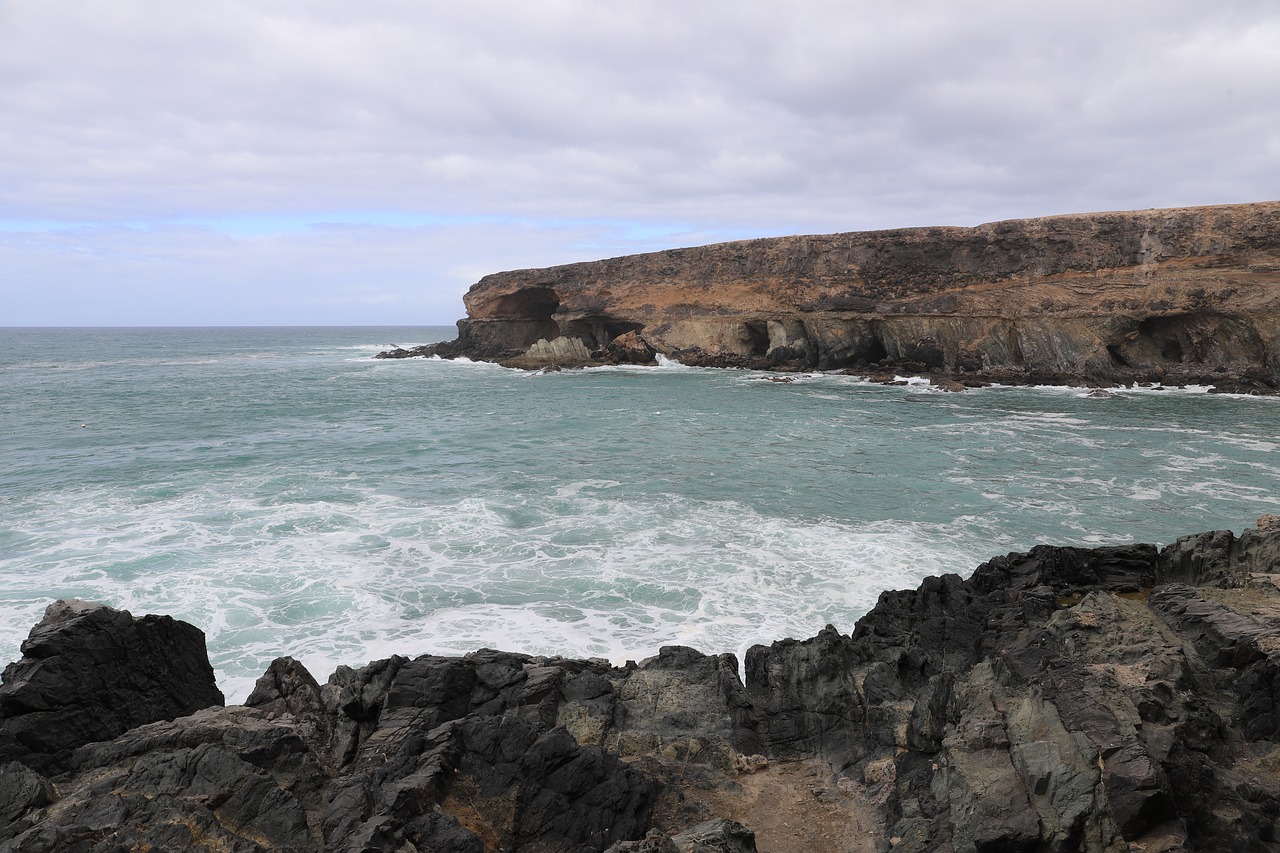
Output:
top-left (607, 828), bottom-right (682, 852)
top-left (671, 818), bottom-right (757, 853)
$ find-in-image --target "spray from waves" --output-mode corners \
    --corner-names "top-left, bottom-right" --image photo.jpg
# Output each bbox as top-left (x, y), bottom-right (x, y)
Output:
top-left (0, 475), bottom-right (1004, 702)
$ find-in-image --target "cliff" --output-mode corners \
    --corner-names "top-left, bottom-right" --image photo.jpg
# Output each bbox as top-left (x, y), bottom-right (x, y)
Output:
top-left (383, 201), bottom-right (1280, 392)
top-left (3, 519), bottom-right (1280, 852)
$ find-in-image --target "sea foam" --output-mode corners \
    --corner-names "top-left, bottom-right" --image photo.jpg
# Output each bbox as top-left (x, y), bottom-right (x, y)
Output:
top-left (1, 327), bottom-right (1277, 702)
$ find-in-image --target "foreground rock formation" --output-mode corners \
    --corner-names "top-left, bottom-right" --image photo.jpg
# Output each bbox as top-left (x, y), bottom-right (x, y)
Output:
top-left (3, 518), bottom-right (1280, 851)
top-left (381, 201), bottom-right (1280, 393)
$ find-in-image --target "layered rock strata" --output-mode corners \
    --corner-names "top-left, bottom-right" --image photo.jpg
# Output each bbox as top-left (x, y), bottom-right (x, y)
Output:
top-left (381, 202), bottom-right (1280, 392)
top-left (3, 519), bottom-right (1280, 851)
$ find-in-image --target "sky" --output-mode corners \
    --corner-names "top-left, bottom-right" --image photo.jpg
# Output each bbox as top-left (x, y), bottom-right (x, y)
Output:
top-left (2, 1), bottom-right (1278, 326)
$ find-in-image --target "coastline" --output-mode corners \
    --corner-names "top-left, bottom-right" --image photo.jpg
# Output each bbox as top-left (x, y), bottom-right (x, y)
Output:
top-left (4, 519), bottom-right (1280, 851)
top-left (386, 200), bottom-right (1280, 398)
top-left (4, 327), bottom-right (1277, 715)
top-left (382, 347), bottom-right (1280, 397)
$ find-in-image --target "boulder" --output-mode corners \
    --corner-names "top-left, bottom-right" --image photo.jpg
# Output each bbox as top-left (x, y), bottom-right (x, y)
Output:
top-left (0, 599), bottom-right (223, 776)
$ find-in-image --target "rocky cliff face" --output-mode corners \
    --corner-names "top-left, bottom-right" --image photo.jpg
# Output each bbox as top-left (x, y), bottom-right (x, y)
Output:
top-left (4, 520), bottom-right (1280, 851)
top-left (385, 202), bottom-right (1280, 391)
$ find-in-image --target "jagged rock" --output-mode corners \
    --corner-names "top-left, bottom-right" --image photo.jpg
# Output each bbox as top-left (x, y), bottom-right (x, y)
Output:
top-left (7, 707), bottom-right (323, 852)
top-left (7, 525), bottom-right (1280, 851)
top-left (245, 655), bottom-right (325, 721)
top-left (385, 201), bottom-right (1280, 392)
top-left (0, 761), bottom-right (53, 834)
top-left (744, 527), bottom-right (1280, 852)
top-left (0, 599), bottom-right (224, 776)
top-left (504, 335), bottom-right (594, 368)
top-left (603, 330), bottom-right (659, 365)
top-left (1161, 525), bottom-right (1280, 587)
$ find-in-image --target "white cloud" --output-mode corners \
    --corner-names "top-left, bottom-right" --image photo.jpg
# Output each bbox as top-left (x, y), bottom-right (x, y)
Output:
top-left (1, 0), bottom-right (1277, 323)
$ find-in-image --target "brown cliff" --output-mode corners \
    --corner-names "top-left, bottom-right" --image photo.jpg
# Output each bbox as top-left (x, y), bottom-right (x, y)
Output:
top-left (388, 201), bottom-right (1280, 391)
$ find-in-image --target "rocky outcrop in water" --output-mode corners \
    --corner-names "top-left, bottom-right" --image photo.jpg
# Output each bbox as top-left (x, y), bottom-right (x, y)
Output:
top-left (4, 519), bottom-right (1280, 851)
top-left (381, 201), bottom-right (1280, 392)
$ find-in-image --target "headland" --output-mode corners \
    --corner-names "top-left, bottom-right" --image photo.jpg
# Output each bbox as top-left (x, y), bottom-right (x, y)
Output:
top-left (382, 201), bottom-right (1280, 394)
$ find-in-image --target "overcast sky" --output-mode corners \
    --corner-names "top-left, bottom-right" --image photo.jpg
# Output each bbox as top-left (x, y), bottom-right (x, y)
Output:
top-left (2, 1), bottom-right (1277, 326)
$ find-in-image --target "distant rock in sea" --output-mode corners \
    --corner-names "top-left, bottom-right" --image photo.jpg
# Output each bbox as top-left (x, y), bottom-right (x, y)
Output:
top-left (382, 200), bottom-right (1280, 394)
top-left (3, 519), bottom-right (1280, 850)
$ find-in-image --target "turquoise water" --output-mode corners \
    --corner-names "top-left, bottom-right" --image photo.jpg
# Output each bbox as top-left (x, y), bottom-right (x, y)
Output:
top-left (1, 326), bottom-right (1277, 700)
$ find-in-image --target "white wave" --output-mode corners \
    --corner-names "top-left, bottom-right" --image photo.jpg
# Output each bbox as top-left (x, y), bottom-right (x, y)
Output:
top-left (432, 356), bottom-right (510, 371)
top-left (337, 343), bottom-right (448, 352)
top-left (4, 344), bottom-right (1278, 706)
top-left (1218, 436), bottom-right (1278, 453)
top-left (552, 480), bottom-right (622, 498)
top-left (1006, 413), bottom-right (1093, 426)
top-left (654, 354), bottom-right (693, 369)
top-left (0, 480), bottom-right (1005, 702)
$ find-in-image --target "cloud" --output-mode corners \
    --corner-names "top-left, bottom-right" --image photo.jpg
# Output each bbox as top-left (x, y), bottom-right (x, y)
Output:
top-left (1, 0), bottom-right (1277, 323)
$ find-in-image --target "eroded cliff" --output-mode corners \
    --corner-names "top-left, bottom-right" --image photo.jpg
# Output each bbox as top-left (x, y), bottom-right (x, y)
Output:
top-left (386, 201), bottom-right (1280, 391)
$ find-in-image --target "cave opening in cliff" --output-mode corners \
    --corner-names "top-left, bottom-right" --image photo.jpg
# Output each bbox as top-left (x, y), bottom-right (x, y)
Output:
top-left (1106, 344), bottom-right (1131, 368)
top-left (1137, 316), bottom-right (1190, 364)
top-left (560, 317), bottom-right (643, 350)
top-left (862, 336), bottom-right (888, 365)
top-left (742, 321), bottom-right (770, 357)
top-left (482, 286), bottom-right (561, 322)
top-left (472, 286), bottom-right (563, 349)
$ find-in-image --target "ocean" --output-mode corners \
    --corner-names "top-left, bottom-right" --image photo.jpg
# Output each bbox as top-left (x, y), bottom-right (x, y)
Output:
top-left (1, 326), bottom-right (1277, 701)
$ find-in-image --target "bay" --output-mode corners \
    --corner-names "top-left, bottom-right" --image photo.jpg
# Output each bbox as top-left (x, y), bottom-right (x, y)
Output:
top-left (1, 326), bottom-right (1276, 700)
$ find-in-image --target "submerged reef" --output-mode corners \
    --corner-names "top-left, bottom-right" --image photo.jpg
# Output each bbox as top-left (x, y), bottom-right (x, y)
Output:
top-left (3, 518), bottom-right (1280, 851)
top-left (382, 201), bottom-right (1280, 394)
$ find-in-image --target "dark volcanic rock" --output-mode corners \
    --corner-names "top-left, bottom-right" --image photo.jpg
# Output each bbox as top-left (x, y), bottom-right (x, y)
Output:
top-left (741, 526), bottom-right (1280, 852)
top-left (0, 599), bottom-right (224, 776)
top-left (5, 522), bottom-right (1280, 852)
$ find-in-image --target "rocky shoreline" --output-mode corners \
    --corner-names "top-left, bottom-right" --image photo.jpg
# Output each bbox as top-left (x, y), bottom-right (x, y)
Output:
top-left (379, 201), bottom-right (1280, 395)
top-left (3, 519), bottom-right (1280, 851)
